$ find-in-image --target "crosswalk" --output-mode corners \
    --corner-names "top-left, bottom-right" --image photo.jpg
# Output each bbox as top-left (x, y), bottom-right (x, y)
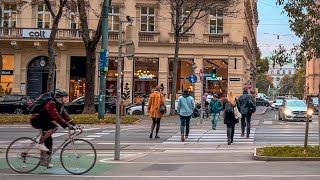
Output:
top-left (164, 128), bottom-right (256, 144)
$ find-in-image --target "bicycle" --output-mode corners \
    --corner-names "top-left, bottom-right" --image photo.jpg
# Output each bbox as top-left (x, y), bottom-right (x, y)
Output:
top-left (6, 127), bottom-right (97, 175)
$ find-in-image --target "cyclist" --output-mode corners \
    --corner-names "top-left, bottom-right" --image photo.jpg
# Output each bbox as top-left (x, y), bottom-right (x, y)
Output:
top-left (30, 89), bottom-right (77, 167)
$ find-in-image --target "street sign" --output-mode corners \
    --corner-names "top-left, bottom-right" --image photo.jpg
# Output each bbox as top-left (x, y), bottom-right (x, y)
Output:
top-left (189, 75), bottom-right (197, 84)
top-left (206, 76), bottom-right (222, 81)
top-left (99, 49), bottom-right (109, 72)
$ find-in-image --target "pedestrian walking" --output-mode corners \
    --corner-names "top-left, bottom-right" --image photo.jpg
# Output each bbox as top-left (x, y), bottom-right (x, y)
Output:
top-left (209, 94), bottom-right (223, 130)
top-left (238, 90), bottom-right (256, 138)
top-left (177, 90), bottom-right (195, 142)
top-left (222, 91), bottom-right (240, 145)
top-left (148, 85), bottom-right (166, 139)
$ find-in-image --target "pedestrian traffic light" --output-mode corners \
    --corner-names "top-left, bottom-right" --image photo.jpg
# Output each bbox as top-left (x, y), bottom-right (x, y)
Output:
top-left (211, 69), bottom-right (217, 78)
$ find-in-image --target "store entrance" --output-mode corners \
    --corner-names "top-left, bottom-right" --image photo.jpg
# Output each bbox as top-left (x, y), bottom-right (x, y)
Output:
top-left (27, 56), bottom-right (49, 98)
top-left (203, 60), bottom-right (228, 97)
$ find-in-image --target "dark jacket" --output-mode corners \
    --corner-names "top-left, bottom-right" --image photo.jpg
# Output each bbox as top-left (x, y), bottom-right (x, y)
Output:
top-left (31, 100), bottom-right (75, 128)
top-left (209, 99), bottom-right (223, 114)
top-left (238, 93), bottom-right (252, 115)
top-left (222, 98), bottom-right (240, 125)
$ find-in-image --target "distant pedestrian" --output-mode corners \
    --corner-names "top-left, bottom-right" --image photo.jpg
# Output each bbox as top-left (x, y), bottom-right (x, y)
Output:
top-left (177, 90), bottom-right (195, 142)
top-left (148, 85), bottom-right (166, 139)
top-left (238, 90), bottom-right (256, 138)
top-left (209, 94), bottom-right (222, 130)
top-left (222, 91), bottom-right (240, 145)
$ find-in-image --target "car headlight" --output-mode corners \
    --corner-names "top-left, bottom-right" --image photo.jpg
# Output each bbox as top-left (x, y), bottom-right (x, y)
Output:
top-left (284, 109), bottom-right (292, 116)
top-left (307, 109), bottom-right (314, 116)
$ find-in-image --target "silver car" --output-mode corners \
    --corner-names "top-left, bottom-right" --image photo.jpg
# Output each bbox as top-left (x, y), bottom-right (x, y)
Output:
top-left (278, 100), bottom-right (313, 121)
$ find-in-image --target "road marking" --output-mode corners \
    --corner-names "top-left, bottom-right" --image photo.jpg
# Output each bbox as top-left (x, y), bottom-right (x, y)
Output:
top-left (102, 130), bottom-right (115, 133)
top-left (52, 133), bottom-right (67, 138)
top-left (86, 135), bottom-right (102, 138)
top-left (263, 121), bottom-right (273, 125)
top-left (3, 173), bottom-right (320, 178)
top-left (95, 133), bottom-right (111, 135)
top-left (80, 138), bottom-right (95, 141)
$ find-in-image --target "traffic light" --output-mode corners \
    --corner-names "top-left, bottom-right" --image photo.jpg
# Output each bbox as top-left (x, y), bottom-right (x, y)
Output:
top-left (211, 69), bottom-right (217, 78)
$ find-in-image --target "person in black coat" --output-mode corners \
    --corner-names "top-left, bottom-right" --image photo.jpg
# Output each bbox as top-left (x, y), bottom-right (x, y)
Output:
top-left (238, 90), bottom-right (256, 138)
top-left (222, 91), bottom-right (240, 145)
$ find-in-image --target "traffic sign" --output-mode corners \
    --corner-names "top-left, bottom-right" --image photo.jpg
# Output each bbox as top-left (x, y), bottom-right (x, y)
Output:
top-left (189, 75), bottom-right (198, 84)
top-left (99, 49), bottom-right (109, 72)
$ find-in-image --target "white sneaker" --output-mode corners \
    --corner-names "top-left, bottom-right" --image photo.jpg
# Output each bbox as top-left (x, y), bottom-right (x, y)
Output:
top-left (40, 162), bottom-right (53, 168)
top-left (36, 143), bottom-right (49, 152)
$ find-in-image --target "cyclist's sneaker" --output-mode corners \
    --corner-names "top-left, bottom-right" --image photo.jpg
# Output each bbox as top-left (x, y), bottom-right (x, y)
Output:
top-left (36, 143), bottom-right (49, 152)
top-left (40, 162), bottom-right (53, 168)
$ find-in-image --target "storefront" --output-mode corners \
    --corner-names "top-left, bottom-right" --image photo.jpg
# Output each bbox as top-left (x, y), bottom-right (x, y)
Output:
top-left (133, 58), bottom-right (159, 103)
top-left (202, 59), bottom-right (228, 97)
top-left (69, 56), bottom-right (86, 101)
top-left (168, 59), bottom-right (193, 99)
top-left (0, 55), bottom-right (14, 94)
top-left (106, 57), bottom-right (123, 97)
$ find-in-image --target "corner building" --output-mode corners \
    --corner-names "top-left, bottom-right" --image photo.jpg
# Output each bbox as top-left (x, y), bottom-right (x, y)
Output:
top-left (0, 0), bottom-right (259, 102)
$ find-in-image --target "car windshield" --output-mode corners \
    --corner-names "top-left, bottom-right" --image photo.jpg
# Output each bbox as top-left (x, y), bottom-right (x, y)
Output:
top-left (287, 100), bottom-right (306, 107)
top-left (276, 100), bottom-right (283, 103)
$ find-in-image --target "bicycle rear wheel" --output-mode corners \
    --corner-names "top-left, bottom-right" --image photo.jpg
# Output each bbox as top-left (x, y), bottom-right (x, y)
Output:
top-left (6, 137), bottom-right (41, 173)
top-left (60, 139), bottom-right (97, 175)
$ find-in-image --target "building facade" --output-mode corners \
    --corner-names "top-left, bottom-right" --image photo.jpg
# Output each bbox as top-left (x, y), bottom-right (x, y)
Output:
top-left (268, 59), bottom-right (296, 88)
top-left (306, 58), bottom-right (320, 95)
top-left (0, 0), bottom-right (258, 102)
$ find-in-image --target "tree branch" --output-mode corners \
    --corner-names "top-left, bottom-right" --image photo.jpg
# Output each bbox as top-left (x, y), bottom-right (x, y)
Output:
top-left (44, 0), bottom-right (56, 19)
top-left (91, 0), bottom-right (106, 46)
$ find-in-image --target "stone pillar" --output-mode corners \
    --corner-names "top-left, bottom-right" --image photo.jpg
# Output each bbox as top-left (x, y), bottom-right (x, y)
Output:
top-left (13, 51), bottom-right (22, 94)
top-left (123, 57), bottom-right (133, 103)
top-left (228, 57), bottom-right (245, 98)
top-left (194, 56), bottom-right (203, 102)
top-left (158, 56), bottom-right (168, 98)
top-left (56, 52), bottom-right (68, 90)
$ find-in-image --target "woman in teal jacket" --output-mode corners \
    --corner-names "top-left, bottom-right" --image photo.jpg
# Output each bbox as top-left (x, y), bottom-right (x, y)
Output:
top-left (209, 94), bottom-right (223, 130)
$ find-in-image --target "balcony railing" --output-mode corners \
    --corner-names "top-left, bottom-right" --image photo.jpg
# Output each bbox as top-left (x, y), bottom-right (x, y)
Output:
top-left (169, 33), bottom-right (195, 43)
top-left (0, 27), bottom-right (101, 40)
top-left (139, 32), bottom-right (159, 43)
top-left (203, 34), bottom-right (229, 44)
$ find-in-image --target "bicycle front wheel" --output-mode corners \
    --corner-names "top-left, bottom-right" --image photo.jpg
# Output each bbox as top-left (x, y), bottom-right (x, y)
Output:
top-left (60, 139), bottom-right (97, 175)
top-left (6, 137), bottom-right (41, 173)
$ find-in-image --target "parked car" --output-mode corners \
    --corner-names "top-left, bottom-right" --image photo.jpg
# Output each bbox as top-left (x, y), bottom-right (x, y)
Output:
top-left (312, 97), bottom-right (319, 113)
top-left (278, 99), bottom-right (313, 121)
top-left (65, 96), bottom-right (116, 114)
top-left (271, 99), bottom-right (284, 110)
top-left (0, 95), bottom-right (33, 114)
top-left (127, 99), bottom-right (178, 115)
top-left (255, 98), bottom-right (271, 107)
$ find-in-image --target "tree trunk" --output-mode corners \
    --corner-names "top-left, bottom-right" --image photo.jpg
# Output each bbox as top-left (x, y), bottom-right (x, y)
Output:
top-left (82, 45), bottom-right (96, 114)
top-left (170, 31), bottom-right (181, 115)
top-left (47, 20), bottom-right (59, 92)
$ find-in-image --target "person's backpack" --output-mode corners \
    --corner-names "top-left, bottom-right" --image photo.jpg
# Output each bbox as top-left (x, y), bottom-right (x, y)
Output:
top-left (29, 92), bottom-right (54, 114)
top-left (225, 102), bottom-right (234, 114)
top-left (248, 99), bottom-right (256, 114)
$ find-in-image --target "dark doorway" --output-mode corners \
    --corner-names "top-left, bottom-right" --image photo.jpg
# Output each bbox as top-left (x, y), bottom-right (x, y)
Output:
top-left (27, 56), bottom-right (49, 98)
top-left (69, 56), bottom-right (86, 101)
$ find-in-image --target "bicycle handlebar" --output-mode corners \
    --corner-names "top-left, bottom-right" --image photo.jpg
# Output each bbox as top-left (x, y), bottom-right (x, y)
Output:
top-left (68, 126), bottom-right (84, 137)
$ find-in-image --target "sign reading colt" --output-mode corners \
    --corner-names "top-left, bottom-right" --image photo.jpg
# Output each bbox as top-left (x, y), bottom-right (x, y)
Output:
top-left (22, 29), bottom-right (51, 38)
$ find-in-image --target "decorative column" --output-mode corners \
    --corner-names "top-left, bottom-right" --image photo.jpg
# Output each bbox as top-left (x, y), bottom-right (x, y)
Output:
top-left (13, 51), bottom-right (22, 94)
top-left (194, 56), bottom-right (203, 102)
top-left (158, 56), bottom-right (168, 98)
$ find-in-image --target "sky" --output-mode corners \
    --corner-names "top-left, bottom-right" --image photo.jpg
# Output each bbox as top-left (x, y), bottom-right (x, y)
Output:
top-left (257, 0), bottom-right (301, 58)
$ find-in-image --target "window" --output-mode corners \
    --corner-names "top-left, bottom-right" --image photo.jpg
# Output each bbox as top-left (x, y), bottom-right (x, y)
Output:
top-left (276, 77), bottom-right (280, 81)
top-left (109, 6), bottom-right (120, 31)
top-left (289, 70), bottom-right (292, 74)
top-left (140, 7), bottom-right (155, 32)
top-left (1, 3), bottom-right (17, 28)
top-left (270, 70), bottom-right (274, 74)
top-left (37, 4), bottom-right (51, 28)
top-left (209, 10), bottom-right (223, 34)
top-left (283, 70), bottom-right (286, 74)
top-left (277, 70), bottom-right (280, 74)
top-left (174, 8), bottom-right (192, 33)
top-left (69, 4), bottom-right (80, 29)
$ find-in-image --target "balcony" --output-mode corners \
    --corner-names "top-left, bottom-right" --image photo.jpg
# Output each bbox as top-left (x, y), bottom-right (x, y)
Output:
top-left (139, 32), bottom-right (159, 43)
top-left (169, 33), bottom-right (195, 43)
top-left (203, 34), bottom-right (229, 44)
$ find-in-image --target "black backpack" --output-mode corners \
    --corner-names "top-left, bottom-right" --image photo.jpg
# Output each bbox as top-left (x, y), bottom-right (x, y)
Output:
top-left (225, 102), bottom-right (234, 114)
top-left (248, 99), bottom-right (256, 114)
top-left (29, 92), bottom-right (54, 114)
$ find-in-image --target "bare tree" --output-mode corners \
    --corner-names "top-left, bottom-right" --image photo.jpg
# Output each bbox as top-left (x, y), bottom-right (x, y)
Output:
top-left (160, 0), bottom-right (239, 115)
top-left (77, 0), bottom-right (111, 113)
top-left (43, 0), bottom-right (69, 92)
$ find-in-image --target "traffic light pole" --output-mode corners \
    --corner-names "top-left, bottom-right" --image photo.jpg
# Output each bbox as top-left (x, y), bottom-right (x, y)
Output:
top-left (98, 0), bottom-right (111, 119)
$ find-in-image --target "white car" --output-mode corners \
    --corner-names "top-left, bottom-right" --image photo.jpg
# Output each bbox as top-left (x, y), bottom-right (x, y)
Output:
top-left (127, 99), bottom-right (178, 115)
top-left (271, 99), bottom-right (284, 110)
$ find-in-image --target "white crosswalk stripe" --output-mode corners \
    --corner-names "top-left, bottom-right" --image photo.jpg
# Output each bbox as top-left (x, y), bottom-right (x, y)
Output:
top-left (164, 128), bottom-right (256, 144)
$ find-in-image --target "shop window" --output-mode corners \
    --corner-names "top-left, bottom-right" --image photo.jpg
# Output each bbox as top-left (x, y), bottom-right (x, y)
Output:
top-left (168, 59), bottom-right (193, 99)
top-left (203, 60), bottom-right (228, 96)
top-left (0, 55), bottom-right (14, 94)
top-left (106, 57), bottom-right (123, 97)
top-left (69, 56), bottom-right (86, 101)
top-left (133, 58), bottom-right (159, 103)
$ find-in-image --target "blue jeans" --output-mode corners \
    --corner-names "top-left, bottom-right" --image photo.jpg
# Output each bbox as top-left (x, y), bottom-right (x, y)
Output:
top-left (241, 114), bottom-right (252, 136)
top-left (212, 113), bottom-right (219, 129)
top-left (180, 115), bottom-right (191, 135)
